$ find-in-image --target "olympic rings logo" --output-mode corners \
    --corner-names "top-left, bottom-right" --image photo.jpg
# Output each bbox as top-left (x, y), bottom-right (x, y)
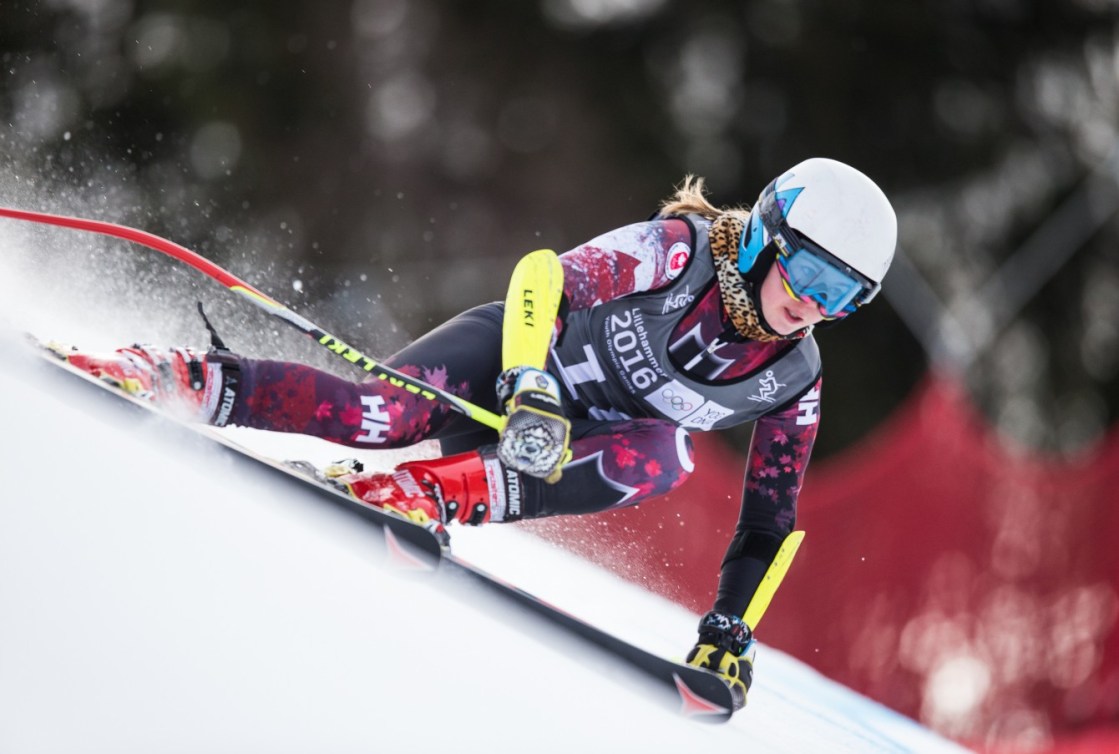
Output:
top-left (661, 388), bottom-right (694, 412)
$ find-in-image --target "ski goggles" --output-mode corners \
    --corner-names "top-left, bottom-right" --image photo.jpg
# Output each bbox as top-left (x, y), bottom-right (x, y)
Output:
top-left (752, 182), bottom-right (880, 319)
top-left (774, 244), bottom-right (874, 318)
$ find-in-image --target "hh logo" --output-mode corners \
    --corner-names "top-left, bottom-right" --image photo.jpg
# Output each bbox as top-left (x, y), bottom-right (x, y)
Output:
top-left (747, 370), bottom-right (786, 404)
top-left (665, 242), bottom-right (691, 280)
top-left (796, 386), bottom-right (820, 425)
top-left (354, 395), bottom-right (391, 443)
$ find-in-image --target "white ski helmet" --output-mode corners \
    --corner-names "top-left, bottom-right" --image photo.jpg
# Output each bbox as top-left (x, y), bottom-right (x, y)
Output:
top-left (739, 157), bottom-right (897, 316)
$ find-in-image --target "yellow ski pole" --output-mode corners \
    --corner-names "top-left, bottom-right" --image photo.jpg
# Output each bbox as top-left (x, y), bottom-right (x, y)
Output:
top-left (742, 530), bottom-right (806, 630)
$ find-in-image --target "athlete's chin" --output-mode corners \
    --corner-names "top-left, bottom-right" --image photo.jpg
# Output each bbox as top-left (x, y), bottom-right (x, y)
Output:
top-left (767, 307), bottom-right (806, 335)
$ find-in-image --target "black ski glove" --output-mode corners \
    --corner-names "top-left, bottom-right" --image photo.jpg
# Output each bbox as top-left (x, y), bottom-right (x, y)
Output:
top-left (495, 366), bottom-right (571, 482)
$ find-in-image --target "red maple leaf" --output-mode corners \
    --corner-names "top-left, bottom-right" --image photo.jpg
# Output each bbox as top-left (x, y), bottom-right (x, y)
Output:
top-left (314, 401), bottom-right (335, 421)
top-left (339, 402), bottom-right (364, 426)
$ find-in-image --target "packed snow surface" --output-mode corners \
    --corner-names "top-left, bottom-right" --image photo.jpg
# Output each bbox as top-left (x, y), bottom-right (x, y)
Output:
top-left (0, 212), bottom-right (968, 752)
top-left (0, 333), bottom-right (971, 753)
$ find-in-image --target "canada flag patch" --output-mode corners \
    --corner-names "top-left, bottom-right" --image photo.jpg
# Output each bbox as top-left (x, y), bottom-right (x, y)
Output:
top-left (665, 242), bottom-right (691, 280)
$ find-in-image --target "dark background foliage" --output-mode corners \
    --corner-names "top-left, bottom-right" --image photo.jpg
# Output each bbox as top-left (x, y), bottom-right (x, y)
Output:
top-left (4, 0), bottom-right (1116, 458)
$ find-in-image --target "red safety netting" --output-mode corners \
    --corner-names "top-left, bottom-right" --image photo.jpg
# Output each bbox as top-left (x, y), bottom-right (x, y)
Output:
top-left (524, 375), bottom-right (1119, 752)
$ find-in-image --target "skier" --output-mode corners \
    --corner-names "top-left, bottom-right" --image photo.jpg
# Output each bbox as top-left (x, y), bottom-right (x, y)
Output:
top-left (56, 157), bottom-right (896, 711)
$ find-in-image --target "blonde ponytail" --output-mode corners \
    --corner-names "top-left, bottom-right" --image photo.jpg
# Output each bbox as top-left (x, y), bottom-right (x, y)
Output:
top-left (658, 175), bottom-right (750, 222)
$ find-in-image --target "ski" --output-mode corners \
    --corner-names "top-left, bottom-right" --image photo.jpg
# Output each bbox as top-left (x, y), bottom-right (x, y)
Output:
top-left (31, 339), bottom-right (445, 568)
top-left (29, 337), bottom-right (735, 721)
top-left (437, 553), bottom-right (736, 720)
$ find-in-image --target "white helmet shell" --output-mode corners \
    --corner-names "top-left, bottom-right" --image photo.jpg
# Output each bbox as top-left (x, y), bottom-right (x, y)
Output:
top-left (770, 157), bottom-right (897, 286)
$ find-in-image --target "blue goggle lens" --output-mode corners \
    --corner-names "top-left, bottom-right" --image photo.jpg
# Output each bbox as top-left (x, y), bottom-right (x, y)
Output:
top-left (778, 248), bottom-right (865, 317)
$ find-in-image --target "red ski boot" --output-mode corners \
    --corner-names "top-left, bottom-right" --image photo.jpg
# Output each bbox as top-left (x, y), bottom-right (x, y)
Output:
top-left (44, 342), bottom-right (233, 422)
top-left (332, 449), bottom-right (515, 537)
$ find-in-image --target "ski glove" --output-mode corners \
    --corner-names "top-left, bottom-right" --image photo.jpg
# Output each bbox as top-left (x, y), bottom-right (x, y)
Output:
top-left (685, 610), bottom-right (756, 711)
top-left (496, 366), bottom-right (571, 483)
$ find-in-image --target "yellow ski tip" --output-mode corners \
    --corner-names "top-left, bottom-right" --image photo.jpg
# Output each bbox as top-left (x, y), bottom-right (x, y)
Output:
top-left (502, 248), bottom-right (565, 371)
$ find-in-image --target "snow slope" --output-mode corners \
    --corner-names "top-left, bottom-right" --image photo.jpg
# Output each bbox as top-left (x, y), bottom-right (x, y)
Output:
top-left (0, 207), bottom-right (968, 754)
top-left (0, 333), bottom-right (972, 753)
